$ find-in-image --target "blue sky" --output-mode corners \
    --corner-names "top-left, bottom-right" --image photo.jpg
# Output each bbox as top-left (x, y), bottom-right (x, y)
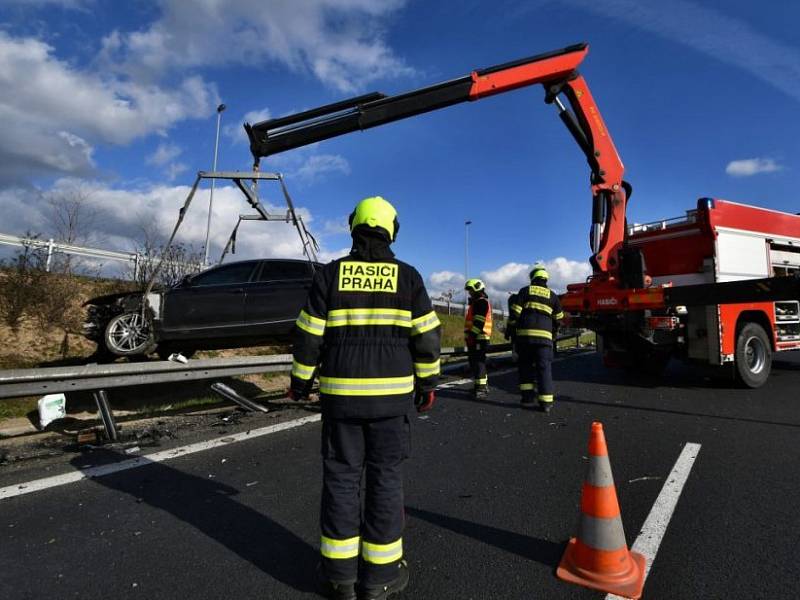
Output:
top-left (0, 0), bottom-right (798, 300)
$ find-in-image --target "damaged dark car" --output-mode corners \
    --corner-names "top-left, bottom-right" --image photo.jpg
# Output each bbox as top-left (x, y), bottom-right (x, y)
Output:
top-left (83, 258), bottom-right (319, 360)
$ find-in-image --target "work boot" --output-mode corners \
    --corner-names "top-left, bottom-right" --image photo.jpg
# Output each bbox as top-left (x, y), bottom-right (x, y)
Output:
top-left (520, 392), bottom-right (536, 406)
top-left (360, 560), bottom-right (409, 600)
top-left (316, 563), bottom-right (357, 600)
top-left (538, 401), bottom-right (553, 414)
top-left (474, 385), bottom-right (489, 400)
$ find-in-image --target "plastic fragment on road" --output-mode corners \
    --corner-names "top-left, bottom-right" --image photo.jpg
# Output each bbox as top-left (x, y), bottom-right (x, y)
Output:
top-left (38, 393), bottom-right (66, 429)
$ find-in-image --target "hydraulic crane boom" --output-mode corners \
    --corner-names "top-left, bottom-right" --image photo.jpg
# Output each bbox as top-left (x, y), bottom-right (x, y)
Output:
top-left (245, 43), bottom-right (628, 278)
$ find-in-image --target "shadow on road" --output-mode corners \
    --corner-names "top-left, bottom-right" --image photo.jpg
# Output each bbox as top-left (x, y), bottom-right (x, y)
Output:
top-left (437, 386), bottom-right (534, 411)
top-left (70, 449), bottom-right (317, 593)
top-left (405, 506), bottom-right (564, 568)
top-left (558, 394), bottom-right (800, 430)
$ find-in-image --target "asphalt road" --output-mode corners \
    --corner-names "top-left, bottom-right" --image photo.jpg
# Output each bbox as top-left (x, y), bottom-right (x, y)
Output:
top-left (2, 350), bottom-right (800, 599)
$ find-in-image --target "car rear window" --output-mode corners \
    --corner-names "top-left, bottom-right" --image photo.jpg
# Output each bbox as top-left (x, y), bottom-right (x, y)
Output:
top-left (191, 263), bottom-right (256, 286)
top-left (256, 261), bottom-right (311, 281)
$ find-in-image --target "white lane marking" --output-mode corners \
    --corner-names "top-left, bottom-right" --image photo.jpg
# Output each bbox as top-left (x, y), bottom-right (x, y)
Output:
top-left (606, 442), bottom-right (702, 600)
top-left (0, 414), bottom-right (322, 501)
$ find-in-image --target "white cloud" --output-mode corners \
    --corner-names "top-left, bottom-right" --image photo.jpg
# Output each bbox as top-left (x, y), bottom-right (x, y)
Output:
top-left (0, 177), bottom-right (346, 267)
top-left (564, 0), bottom-right (800, 103)
top-left (146, 143), bottom-right (182, 167)
top-left (165, 162), bottom-right (189, 181)
top-left (725, 157), bottom-right (783, 177)
top-left (224, 107), bottom-right (271, 144)
top-left (428, 258), bottom-right (591, 305)
top-left (323, 218), bottom-right (352, 236)
top-left (0, 32), bottom-right (217, 182)
top-left (292, 154), bottom-right (351, 183)
top-left (429, 270), bottom-right (465, 290)
top-left (4, 0), bottom-right (89, 6)
top-left (99, 0), bottom-right (414, 93)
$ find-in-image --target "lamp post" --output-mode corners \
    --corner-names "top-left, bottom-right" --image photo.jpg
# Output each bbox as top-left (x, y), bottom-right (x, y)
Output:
top-left (464, 220), bottom-right (472, 307)
top-left (203, 103), bottom-right (226, 265)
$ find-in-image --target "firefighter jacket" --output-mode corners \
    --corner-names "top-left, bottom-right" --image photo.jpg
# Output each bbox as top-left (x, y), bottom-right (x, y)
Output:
top-left (508, 282), bottom-right (564, 345)
top-left (290, 244), bottom-right (442, 419)
top-left (464, 295), bottom-right (492, 342)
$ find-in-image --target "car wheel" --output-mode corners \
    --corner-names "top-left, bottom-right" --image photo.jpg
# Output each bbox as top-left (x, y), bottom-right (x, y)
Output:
top-left (104, 311), bottom-right (156, 357)
top-left (734, 322), bottom-right (772, 388)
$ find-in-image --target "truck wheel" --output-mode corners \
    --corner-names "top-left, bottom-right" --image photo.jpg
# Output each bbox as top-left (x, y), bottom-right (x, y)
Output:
top-left (734, 322), bottom-right (772, 388)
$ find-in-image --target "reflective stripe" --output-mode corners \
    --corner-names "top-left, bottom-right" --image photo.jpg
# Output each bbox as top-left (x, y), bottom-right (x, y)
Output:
top-left (476, 377), bottom-right (488, 385)
top-left (529, 285), bottom-right (551, 298)
top-left (414, 359), bottom-right (440, 378)
top-left (470, 326), bottom-right (483, 334)
top-left (411, 311), bottom-right (440, 335)
top-left (511, 304), bottom-right (522, 315)
top-left (524, 301), bottom-right (552, 315)
top-left (326, 308), bottom-right (411, 328)
top-left (517, 328), bottom-right (553, 339)
top-left (362, 539), bottom-right (403, 565)
top-left (538, 394), bottom-right (554, 403)
top-left (319, 375), bottom-right (415, 396)
top-left (472, 315), bottom-right (486, 322)
top-left (321, 535), bottom-right (360, 560)
top-left (576, 515), bottom-right (626, 551)
top-left (554, 311), bottom-right (565, 320)
top-left (296, 310), bottom-right (326, 336)
top-left (519, 383), bottom-right (536, 391)
top-left (291, 360), bottom-right (316, 380)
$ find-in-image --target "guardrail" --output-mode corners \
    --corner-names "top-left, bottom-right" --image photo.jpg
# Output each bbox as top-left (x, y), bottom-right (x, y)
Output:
top-left (0, 231), bottom-right (200, 277)
top-left (0, 332), bottom-right (590, 440)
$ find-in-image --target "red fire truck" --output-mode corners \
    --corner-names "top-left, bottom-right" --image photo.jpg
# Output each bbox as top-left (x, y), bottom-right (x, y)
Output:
top-left (241, 42), bottom-right (800, 388)
top-left (568, 199), bottom-right (800, 387)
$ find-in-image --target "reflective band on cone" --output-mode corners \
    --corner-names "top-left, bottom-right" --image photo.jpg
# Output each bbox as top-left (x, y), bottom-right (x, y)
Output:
top-left (556, 421), bottom-right (646, 599)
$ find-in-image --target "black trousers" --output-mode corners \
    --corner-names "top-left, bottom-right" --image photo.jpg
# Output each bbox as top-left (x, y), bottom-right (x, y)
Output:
top-left (467, 340), bottom-right (488, 387)
top-left (320, 415), bottom-right (409, 586)
top-left (516, 342), bottom-right (554, 404)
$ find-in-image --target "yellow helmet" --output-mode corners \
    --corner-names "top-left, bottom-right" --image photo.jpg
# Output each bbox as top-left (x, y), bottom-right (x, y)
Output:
top-left (529, 263), bottom-right (549, 281)
top-left (348, 196), bottom-right (399, 241)
top-left (464, 278), bottom-right (485, 293)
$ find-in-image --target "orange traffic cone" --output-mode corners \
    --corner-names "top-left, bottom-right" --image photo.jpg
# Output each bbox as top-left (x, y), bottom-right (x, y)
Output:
top-left (556, 422), bottom-right (646, 599)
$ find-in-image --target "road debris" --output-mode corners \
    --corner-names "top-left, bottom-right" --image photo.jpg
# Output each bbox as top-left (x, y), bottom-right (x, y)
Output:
top-left (245, 481), bottom-right (259, 487)
top-left (38, 393), bottom-right (66, 429)
top-left (628, 475), bottom-right (663, 484)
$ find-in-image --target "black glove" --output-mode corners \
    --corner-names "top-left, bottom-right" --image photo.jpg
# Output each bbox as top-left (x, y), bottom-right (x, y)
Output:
top-left (287, 387), bottom-right (307, 401)
top-left (414, 389), bottom-right (435, 413)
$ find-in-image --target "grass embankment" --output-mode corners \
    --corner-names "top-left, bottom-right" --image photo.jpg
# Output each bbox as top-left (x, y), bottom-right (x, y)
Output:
top-left (437, 312), bottom-right (507, 347)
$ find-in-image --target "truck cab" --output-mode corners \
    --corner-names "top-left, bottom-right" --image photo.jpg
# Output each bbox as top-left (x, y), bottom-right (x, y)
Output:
top-left (584, 199), bottom-right (800, 387)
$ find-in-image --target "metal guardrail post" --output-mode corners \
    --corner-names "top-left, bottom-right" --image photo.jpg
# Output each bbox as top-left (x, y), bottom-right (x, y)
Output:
top-left (45, 238), bottom-right (54, 272)
top-left (92, 390), bottom-right (119, 442)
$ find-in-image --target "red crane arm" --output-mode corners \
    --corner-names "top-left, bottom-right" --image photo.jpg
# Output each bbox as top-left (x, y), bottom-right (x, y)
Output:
top-left (245, 43), bottom-right (627, 277)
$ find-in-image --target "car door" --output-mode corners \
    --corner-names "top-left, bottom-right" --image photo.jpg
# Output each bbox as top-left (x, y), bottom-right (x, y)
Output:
top-left (244, 260), bottom-right (314, 336)
top-left (160, 261), bottom-right (257, 339)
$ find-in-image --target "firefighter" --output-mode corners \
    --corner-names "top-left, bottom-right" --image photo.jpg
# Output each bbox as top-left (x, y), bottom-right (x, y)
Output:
top-left (464, 278), bottom-right (492, 399)
top-left (509, 264), bottom-right (564, 413)
top-left (288, 196), bottom-right (441, 600)
top-left (505, 291), bottom-right (519, 343)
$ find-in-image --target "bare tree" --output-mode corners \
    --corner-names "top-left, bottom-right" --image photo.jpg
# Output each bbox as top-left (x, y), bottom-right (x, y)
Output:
top-left (436, 288), bottom-right (457, 315)
top-left (0, 235), bottom-right (47, 332)
top-left (127, 218), bottom-right (205, 288)
top-left (46, 183), bottom-right (101, 275)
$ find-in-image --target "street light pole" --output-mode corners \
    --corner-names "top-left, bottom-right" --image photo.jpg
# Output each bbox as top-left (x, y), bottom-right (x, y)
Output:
top-left (203, 103), bottom-right (226, 265)
top-left (464, 220), bottom-right (472, 307)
